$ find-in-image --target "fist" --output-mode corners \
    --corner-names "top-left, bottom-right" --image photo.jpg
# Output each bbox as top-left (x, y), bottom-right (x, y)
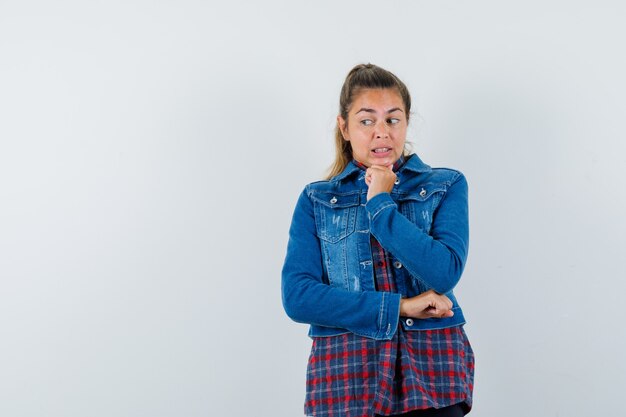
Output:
top-left (400, 290), bottom-right (454, 319)
top-left (365, 165), bottom-right (396, 201)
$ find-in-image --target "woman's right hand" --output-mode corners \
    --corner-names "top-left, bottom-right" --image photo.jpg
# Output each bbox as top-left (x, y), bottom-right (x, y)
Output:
top-left (399, 290), bottom-right (454, 319)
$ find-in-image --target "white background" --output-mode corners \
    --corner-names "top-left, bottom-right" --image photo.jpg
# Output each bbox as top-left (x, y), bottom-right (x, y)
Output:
top-left (1, 1), bottom-right (625, 416)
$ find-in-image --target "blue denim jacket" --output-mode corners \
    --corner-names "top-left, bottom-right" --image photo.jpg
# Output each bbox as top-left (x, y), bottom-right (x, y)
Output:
top-left (282, 154), bottom-right (469, 340)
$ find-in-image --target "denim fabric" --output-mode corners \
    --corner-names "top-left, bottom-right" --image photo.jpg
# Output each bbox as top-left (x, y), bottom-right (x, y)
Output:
top-left (282, 154), bottom-right (469, 340)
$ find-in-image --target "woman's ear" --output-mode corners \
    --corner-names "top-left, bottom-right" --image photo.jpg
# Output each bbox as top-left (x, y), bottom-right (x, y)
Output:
top-left (337, 115), bottom-right (349, 141)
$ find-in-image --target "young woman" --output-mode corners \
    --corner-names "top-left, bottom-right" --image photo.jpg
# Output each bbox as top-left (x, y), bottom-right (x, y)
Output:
top-left (282, 64), bottom-right (474, 417)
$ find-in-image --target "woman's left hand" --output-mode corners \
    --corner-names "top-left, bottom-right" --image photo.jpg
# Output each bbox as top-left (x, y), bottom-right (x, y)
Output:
top-left (399, 290), bottom-right (454, 319)
top-left (365, 164), bottom-right (396, 201)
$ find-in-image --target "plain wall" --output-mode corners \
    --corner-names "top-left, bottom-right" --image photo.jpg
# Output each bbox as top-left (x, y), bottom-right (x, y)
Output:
top-left (1, 1), bottom-right (625, 416)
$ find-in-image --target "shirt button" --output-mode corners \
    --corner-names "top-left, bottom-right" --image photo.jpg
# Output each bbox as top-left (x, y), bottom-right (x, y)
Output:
top-left (393, 261), bottom-right (402, 269)
top-left (405, 318), bottom-right (414, 326)
top-left (419, 188), bottom-right (427, 197)
top-left (330, 196), bottom-right (337, 204)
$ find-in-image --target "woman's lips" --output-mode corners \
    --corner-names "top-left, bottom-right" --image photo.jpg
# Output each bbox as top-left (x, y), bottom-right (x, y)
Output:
top-left (371, 147), bottom-right (392, 157)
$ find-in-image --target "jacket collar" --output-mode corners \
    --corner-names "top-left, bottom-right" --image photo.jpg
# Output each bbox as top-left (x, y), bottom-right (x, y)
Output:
top-left (331, 153), bottom-right (431, 182)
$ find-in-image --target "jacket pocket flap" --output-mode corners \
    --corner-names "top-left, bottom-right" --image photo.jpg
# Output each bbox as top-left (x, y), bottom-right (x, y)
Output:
top-left (310, 192), bottom-right (360, 208)
top-left (397, 185), bottom-right (446, 202)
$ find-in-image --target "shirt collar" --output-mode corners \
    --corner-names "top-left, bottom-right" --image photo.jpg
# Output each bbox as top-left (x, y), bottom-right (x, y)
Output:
top-left (351, 155), bottom-right (406, 172)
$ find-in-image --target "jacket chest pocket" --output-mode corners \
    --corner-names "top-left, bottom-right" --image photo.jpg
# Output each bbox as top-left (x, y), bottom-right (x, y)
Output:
top-left (311, 192), bottom-right (359, 243)
top-left (398, 185), bottom-right (446, 234)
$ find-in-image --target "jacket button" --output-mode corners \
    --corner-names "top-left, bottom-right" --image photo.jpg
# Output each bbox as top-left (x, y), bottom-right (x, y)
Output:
top-left (405, 318), bottom-right (414, 326)
top-left (394, 178), bottom-right (400, 185)
top-left (393, 261), bottom-right (402, 269)
top-left (419, 188), bottom-right (427, 197)
top-left (330, 196), bottom-right (337, 204)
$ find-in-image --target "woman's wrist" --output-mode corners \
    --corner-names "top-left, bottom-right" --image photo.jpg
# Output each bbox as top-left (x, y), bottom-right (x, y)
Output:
top-left (399, 298), bottom-right (407, 316)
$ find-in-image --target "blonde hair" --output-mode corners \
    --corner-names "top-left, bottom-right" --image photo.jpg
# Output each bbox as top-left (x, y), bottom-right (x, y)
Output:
top-left (327, 64), bottom-right (412, 179)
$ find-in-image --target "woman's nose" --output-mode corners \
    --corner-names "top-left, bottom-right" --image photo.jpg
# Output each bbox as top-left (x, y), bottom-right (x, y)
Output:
top-left (374, 121), bottom-right (389, 138)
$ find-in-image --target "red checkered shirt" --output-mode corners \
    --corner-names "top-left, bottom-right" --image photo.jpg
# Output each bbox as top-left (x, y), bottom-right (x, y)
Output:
top-left (304, 159), bottom-right (475, 417)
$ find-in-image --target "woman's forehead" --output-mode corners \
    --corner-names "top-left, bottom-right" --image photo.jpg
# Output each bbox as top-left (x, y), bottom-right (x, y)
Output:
top-left (350, 88), bottom-right (405, 112)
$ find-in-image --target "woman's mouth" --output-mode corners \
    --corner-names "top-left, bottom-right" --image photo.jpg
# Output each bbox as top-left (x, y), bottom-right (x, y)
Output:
top-left (372, 147), bottom-right (391, 153)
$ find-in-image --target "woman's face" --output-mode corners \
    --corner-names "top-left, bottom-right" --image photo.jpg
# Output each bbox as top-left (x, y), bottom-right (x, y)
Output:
top-left (338, 88), bottom-right (407, 167)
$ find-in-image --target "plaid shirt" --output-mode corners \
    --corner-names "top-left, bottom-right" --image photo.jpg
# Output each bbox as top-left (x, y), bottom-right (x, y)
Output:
top-left (304, 159), bottom-right (474, 417)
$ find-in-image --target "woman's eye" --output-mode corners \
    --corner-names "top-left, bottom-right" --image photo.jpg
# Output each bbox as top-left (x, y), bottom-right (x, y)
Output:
top-left (360, 119), bottom-right (374, 126)
top-left (387, 118), bottom-right (400, 125)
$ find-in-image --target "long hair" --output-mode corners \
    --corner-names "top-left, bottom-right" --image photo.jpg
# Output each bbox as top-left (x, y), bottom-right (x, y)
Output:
top-left (327, 64), bottom-right (412, 179)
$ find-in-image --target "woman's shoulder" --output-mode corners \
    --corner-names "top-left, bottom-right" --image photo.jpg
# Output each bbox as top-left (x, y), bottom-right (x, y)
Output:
top-left (403, 154), bottom-right (466, 186)
top-left (303, 168), bottom-right (361, 193)
top-left (303, 179), bottom-right (362, 204)
top-left (428, 167), bottom-right (466, 185)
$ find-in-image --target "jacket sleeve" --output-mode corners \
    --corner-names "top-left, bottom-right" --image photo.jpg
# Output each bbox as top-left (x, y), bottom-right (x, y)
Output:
top-left (281, 188), bottom-right (401, 340)
top-left (365, 172), bottom-right (469, 294)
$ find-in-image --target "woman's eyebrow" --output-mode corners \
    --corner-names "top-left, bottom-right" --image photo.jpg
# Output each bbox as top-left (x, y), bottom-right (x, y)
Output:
top-left (355, 107), bottom-right (404, 114)
top-left (387, 107), bottom-right (404, 113)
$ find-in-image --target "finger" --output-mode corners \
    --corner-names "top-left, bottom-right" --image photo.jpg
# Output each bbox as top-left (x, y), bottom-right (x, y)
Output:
top-left (438, 295), bottom-right (452, 310)
top-left (369, 164), bottom-right (393, 171)
top-left (425, 308), bottom-right (442, 317)
top-left (430, 305), bottom-right (454, 318)
top-left (432, 309), bottom-right (453, 318)
top-left (368, 167), bottom-right (396, 179)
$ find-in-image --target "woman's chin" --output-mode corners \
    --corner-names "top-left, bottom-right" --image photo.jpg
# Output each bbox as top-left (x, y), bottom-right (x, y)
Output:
top-left (369, 156), bottom-right (395, 167)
